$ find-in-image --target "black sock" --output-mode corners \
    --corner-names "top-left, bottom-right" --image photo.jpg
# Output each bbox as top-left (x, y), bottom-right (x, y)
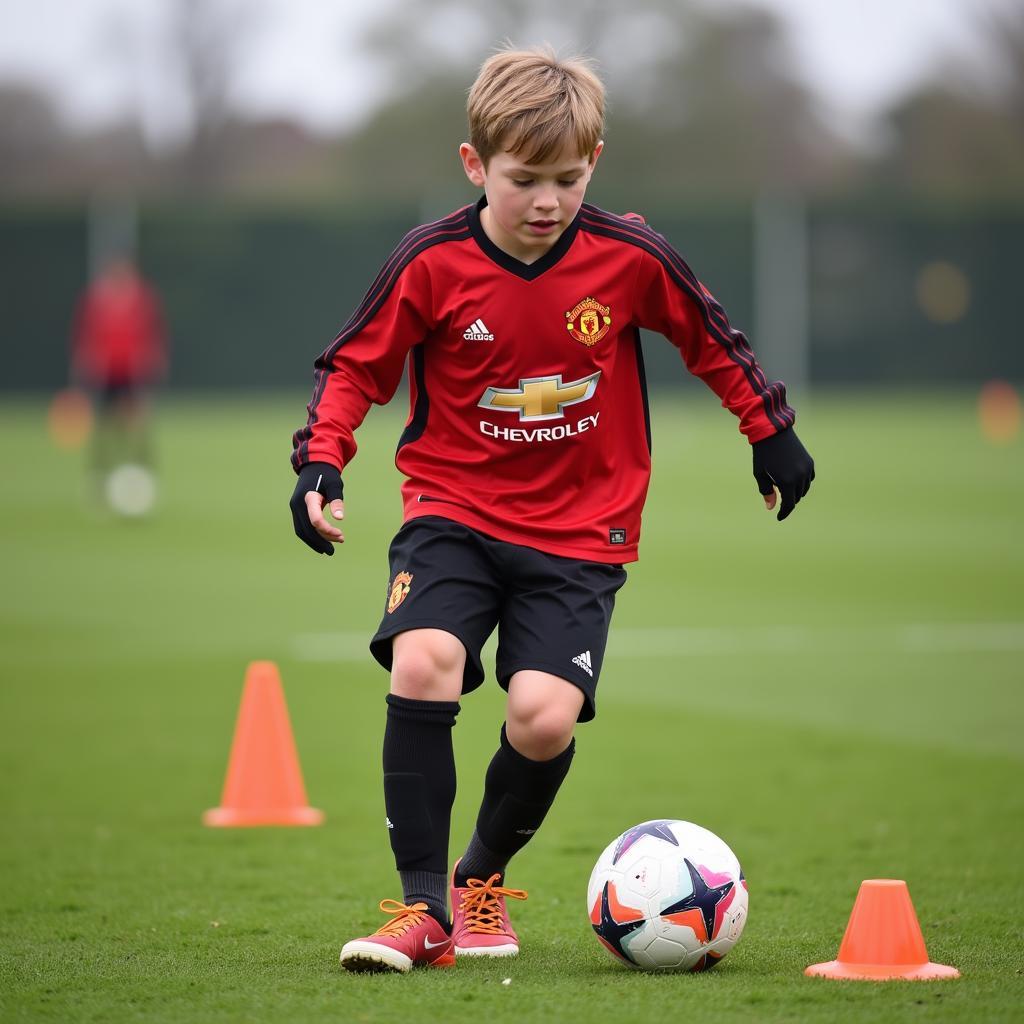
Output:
top-left (457, 723), bottom-right (574, 885)
top-left (457, 830), bottom-right (503, 886)
top-left (399, 869), bottom-right (450, 932)
top-left (382, 694), bottom-right (460, 922)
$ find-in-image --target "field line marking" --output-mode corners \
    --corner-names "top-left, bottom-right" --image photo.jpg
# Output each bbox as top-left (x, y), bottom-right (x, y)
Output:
top-left (292, 622), bottom-right (1024, 662)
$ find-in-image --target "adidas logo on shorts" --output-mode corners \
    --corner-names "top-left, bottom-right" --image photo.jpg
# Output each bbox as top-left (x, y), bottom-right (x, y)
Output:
top-left (572, 650), bottom-right (593, 677)
top-left (463, 318), bottom-right (495, 341)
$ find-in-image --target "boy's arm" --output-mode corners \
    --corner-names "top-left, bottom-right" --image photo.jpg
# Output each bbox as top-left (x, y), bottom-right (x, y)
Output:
top-left (633, 236), bottom-right (814, 520)
top-left (290, 254), bottom-right (434, 554)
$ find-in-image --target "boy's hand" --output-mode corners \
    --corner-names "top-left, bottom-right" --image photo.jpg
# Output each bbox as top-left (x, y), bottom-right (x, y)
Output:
top-left (290, 462), bottom-right (345, 555)
top-left (752, 427), bottom-right (815, 521)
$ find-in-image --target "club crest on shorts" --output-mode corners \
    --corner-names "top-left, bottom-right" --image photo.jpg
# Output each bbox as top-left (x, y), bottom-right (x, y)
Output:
top-left (387, 571), bottom-right (413, 613)
top-left (566, 297), bottom-right (611, 347)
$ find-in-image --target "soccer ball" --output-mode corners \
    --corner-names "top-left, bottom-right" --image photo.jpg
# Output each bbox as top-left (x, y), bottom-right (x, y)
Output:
top-left (587, 819), bottom-right (748, 972)
top-left (105, 463), bottom-right (156, 517)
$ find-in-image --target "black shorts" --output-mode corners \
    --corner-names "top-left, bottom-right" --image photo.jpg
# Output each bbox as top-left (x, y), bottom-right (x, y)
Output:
top-left (369, 517), bottom-right (627, 722)
top-left (97, 377), bottom-right (143, 407)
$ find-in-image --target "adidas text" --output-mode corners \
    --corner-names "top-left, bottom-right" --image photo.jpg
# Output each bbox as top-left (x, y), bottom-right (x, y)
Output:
top-left (572, 650), bottom-right (594, 677)
top-left (385, 816), bottom-right (394, 830)
top-left (463, 318), bottom-right (495, 341)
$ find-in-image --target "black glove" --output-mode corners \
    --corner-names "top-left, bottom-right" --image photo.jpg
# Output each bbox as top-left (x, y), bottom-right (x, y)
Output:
top-left (752, 427), bottom-right (815, 522)
top-left (289, 461), bottom-right (344, 555)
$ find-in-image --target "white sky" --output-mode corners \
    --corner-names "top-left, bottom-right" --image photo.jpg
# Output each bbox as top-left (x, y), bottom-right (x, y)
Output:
top-left (0, 0), bottom-right (1015, 144)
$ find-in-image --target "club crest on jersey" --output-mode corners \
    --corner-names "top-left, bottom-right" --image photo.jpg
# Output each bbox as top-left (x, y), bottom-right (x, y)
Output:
top-left (566, 297), bottom-right (611, 347)
top-left (387, 571), bottom-right (413, 613)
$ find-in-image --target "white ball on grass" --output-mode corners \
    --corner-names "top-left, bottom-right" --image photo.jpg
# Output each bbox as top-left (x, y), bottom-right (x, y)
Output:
top-left (105, 464), bottom-right (156, 517)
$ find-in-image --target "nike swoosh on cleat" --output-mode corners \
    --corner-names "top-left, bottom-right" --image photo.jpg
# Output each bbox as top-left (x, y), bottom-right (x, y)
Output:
top-left (423, 937), bottom-right (449, 949)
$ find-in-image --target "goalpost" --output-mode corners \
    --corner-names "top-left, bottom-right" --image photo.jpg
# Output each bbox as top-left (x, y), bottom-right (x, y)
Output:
top-left (753, 191), bottom-right (810, 401)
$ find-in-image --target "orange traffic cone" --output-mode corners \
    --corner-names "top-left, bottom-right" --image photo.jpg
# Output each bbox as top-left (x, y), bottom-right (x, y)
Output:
top-left (203, 661), bottom-right (324, 827)
top-left (805, 879), bottom-right (959, 981)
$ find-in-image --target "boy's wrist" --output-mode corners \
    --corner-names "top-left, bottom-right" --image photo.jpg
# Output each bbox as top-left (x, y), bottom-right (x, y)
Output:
top-left (289, 462), bottom-right (346, 555)
top-left (294, 461), bottom-right (344, 501)
top-left (751, 428), bottom-right (815, 522)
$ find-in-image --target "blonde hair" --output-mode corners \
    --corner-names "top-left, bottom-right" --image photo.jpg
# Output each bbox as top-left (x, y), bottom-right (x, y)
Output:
top-left (467, 46), bottom-right (605, 166)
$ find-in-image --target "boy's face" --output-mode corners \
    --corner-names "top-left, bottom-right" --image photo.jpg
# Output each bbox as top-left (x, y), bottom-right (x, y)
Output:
top-left (459, 141), bottom-right (603, 264)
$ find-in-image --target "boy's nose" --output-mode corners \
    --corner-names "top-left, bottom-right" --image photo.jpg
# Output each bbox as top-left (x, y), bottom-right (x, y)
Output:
top-left (533, 191), bottom-right (558, 212)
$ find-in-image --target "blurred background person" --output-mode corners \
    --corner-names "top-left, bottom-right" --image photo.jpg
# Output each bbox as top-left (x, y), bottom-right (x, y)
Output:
top-left (71, 255), bottom-right (167, 515)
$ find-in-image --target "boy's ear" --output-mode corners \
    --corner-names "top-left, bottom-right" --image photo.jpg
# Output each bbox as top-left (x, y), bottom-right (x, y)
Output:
top-left (459, 143), bottom-right (486, 187)
top-left (587, 140), bottom-right (604, 177)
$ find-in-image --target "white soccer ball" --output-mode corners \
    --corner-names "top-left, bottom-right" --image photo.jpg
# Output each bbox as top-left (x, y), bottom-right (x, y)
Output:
top-left (105, 463), bottom-right (156, 517)
top-left (587, 819), bottom-right (748, 972)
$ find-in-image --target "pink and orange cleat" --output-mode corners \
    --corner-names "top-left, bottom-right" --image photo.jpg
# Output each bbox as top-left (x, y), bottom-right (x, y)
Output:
top-left (340, 900), bottom-right (455, 973)
top-left (450, 862), bottom-right (528, 957)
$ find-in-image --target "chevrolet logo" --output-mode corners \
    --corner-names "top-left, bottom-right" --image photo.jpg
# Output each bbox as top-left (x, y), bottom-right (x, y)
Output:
top-left (478, 372), bottom-right (601, 421)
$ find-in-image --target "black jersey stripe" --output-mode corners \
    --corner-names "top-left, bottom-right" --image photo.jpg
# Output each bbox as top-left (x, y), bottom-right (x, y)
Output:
top-left (293, 220), bottom-right (470, 467)
top-left (293, 221), bottom-right (471, 467)
top-left (579, 211), bottom-right (794, 432)
top-left (306, 206), bottom-right (470, 405)
top-left (341, 207), bottom-right (471, 340)
top-left (581, 207), bottom-right (794, 431)
top-left (581, 207), bottom-right (763, 371)
top-left (396, 343), bottom-right (429, 453)
top-left (292, 211), bottom-right (472, 468)
top-left (309, 216), bottom-right (469, 398)
top-left (581, 207), bottom-right (774, 387)
top-left (295, 209), bottom-right (469, 451)
top-left (582, 211), bottom-right (791, 433)
top-left (632, 327), bottom-right (652, 455)
top-left (300, 207), bottom-right (469, 390)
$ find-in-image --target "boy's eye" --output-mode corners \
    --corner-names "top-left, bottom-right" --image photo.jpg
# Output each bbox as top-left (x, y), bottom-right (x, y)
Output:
top-left (510, 178), bottom-right (580, 188)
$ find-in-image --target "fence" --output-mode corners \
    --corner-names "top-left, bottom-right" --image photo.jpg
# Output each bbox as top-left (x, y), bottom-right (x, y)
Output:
top-left (1, 198), bottom-right (1020, 393)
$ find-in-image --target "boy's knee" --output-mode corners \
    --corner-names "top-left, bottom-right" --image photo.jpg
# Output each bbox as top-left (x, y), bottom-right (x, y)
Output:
top-left (390, 629), bottom-right (465, 701)
top-left (507, 703), bottom-right (577, 761)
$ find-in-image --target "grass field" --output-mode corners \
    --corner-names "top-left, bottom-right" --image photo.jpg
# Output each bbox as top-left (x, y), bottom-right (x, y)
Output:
top-left (1, 391), bottom-right (1021, 1023)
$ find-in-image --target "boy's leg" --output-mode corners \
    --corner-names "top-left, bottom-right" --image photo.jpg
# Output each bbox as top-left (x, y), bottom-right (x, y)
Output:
top-left (459, 552), bottom-right (625, 880)
top-left (342, 518), bottom-right (501, 972)
top-left (451, 671), bottom-right (579, 956)
top-left (368, 517), bottom-right (499, 919)
top-left (340, 628), bottom-right (464, 974)
top-left (384, 628), bottom-right (464, 926)
top-left (459, 670), bottom-right (581, 882)
top-left (451, 550), bottom-right (625, 956)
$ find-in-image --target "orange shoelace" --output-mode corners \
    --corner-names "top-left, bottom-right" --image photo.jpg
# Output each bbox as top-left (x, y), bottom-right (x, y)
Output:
top-left (458, 874), bottom-right (528, 935)
top-left (372, 899), bottom-right (430, 937)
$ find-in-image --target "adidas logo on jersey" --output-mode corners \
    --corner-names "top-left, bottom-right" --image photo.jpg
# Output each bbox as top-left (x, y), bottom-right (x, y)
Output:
top-left (572, 650), bottom-right (594, 677)
top-left (463, 318), bottom-right (495, 341)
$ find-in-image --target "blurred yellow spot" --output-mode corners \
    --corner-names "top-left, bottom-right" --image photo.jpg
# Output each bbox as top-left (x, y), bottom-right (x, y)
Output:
top-left (48, 389), bottom-right (94, 451)
top-left (978, 380), bottom-right (1021, 443)
top-left (915, 261), bottom-right (970, 324)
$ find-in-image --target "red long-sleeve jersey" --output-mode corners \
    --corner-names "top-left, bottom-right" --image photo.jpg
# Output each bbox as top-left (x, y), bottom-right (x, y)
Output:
top-left (292, 198), bottom-right (794, 563)
top-left (72, 268), bottom-right (166, 387)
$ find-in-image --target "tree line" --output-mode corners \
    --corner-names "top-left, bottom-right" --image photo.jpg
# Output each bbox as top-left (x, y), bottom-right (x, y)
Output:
top-left (1, 0), bottom-right (1022, 203)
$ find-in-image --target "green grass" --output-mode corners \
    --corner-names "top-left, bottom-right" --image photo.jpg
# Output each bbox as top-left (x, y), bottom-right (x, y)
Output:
top-left (0, 390), bottom-right (1022, 1023)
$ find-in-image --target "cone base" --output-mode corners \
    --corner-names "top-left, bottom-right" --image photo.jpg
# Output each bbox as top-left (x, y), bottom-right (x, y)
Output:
top-left (203, 805), bottom-right (325, 827)
top-left (805, 960), bottom-right (960, 981)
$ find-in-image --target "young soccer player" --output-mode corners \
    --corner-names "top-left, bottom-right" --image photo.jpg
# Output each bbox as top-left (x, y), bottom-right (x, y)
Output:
top-left (289, 47), bottom-right (814, 974)
top-left (72, 256), bottom-right (166, 512)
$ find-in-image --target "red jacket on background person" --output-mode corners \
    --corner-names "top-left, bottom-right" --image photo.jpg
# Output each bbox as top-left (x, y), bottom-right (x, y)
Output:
top-left (72, 260), bottom-right (166, 390)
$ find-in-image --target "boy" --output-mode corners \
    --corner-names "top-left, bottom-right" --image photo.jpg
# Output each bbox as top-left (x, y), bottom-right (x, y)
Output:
top-left (289, 47), bottom-right (814, 974)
